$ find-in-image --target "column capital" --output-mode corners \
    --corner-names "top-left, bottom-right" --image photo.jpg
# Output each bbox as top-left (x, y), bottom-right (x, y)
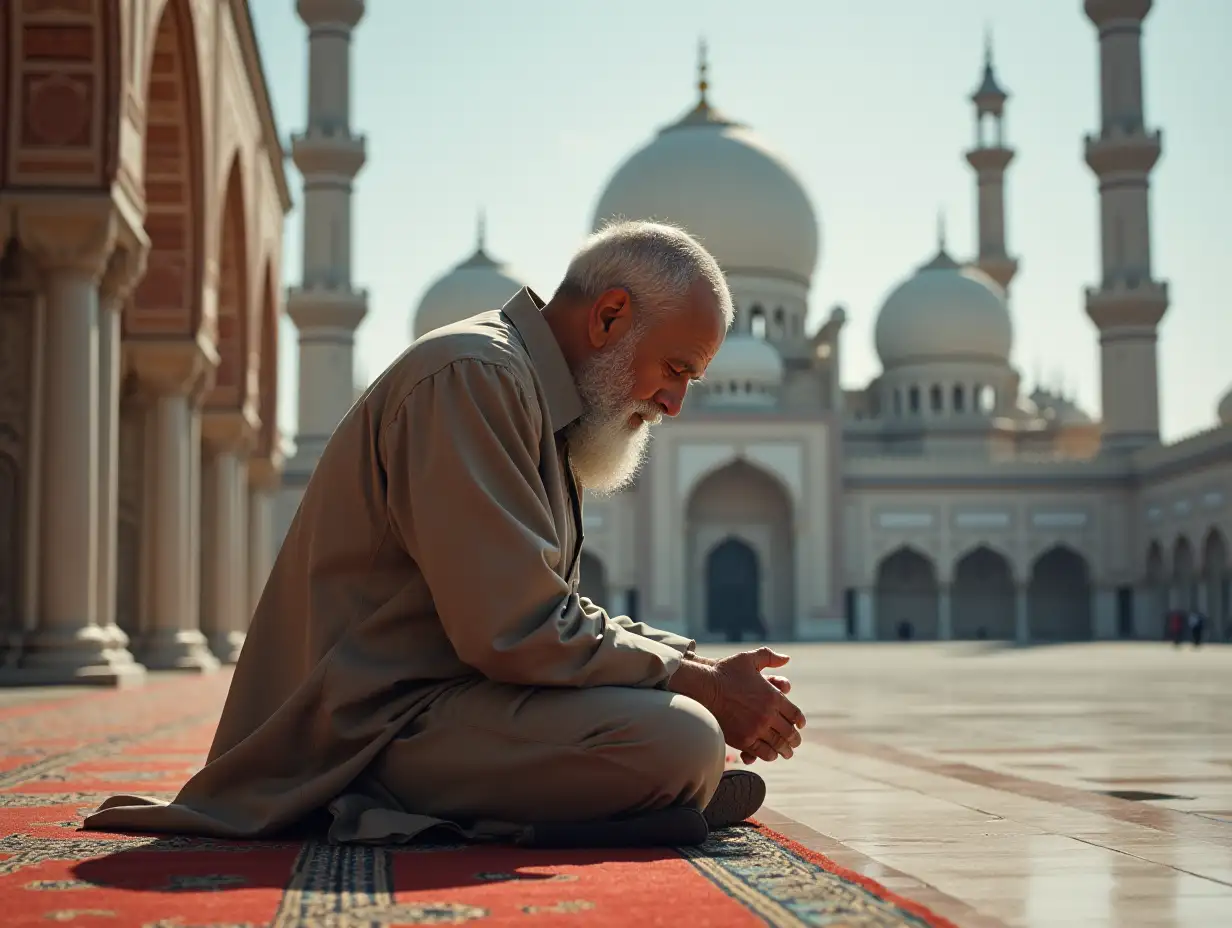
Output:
top-left (100, 242), bottom-right (149, 310)
top-left (125, 336), bottom-right (220, 399)
top-left (15, 196), bottom-right (118, 280)
top-left (202, 409), bottom-right (259, 454)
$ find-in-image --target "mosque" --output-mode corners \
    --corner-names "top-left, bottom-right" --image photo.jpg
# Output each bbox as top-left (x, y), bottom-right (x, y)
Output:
top-left (384, 2), bottom-right (1232, 645)
top-left (6, 1), bottom-right (1224, 692)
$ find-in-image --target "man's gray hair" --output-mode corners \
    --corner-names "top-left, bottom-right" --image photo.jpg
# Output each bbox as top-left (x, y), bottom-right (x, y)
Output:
top-left (557, 220), bottom-right (734, 329)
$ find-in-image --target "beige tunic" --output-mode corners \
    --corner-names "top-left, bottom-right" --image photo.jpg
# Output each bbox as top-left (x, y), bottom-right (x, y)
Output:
top-left (85, 289), bottom-right (696, 838)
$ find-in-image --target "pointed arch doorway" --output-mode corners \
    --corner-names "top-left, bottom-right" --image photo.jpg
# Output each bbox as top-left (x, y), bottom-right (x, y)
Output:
top-left (706, 537), bottom-right (764, 642)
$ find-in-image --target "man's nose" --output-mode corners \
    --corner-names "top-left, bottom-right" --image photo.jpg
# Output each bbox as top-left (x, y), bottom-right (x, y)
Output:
top-left (655, 385), bottom-right (687, 418)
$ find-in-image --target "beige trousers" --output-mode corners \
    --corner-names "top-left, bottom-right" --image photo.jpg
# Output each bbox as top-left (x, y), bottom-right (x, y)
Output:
top-left (366, 680), bottom-right (727, 825)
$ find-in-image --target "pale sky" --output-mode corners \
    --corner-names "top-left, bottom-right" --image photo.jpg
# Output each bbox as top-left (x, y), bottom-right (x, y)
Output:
top-left (249, 0), bottom-right (1231, 445)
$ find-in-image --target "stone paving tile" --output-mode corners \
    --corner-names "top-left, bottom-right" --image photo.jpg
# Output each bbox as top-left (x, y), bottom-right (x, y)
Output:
top-left (701, 642), bottom-right (1232, 927)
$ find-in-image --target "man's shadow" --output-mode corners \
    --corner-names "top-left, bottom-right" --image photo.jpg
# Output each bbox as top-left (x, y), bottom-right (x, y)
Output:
top-left (70, 825), bottom-right (759, 893)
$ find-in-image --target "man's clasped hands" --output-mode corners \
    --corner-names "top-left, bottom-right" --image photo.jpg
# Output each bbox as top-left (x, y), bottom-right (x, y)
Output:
top-left (669, 648), bottom-right (806, 765)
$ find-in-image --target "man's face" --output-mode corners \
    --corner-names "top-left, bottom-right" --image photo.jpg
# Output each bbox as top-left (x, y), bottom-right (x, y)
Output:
top-left (567, 285), bottom-right (725, 496)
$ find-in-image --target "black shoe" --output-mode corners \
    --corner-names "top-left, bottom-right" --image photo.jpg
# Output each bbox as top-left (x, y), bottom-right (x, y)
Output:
top-left (520, 807), bottom-right (709, 849)
top-left (703, 769), bottom-right (766, 830)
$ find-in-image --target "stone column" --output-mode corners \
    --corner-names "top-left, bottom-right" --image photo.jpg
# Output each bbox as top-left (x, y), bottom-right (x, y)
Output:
top-left (18, 210), bottom-right (143, 684)
top-left (247, 458), bottom-right (280, 619)
top-left (97, 248), bottom-right (146, 667)
top-left (937, 587), bottom-right (953, 641)
top-left (126, 342), bottom-right (219, 672)
top-left (1014, 585), bottom-right (1030, 643)
top-left (201, 413), bottom-right (253, 663)
top-left (855, 589), bottom-right (875, 641)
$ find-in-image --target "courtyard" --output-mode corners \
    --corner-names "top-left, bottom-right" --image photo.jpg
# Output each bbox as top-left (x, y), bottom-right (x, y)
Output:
top-left (1, 642), bottom-right (1228, 926)
top-left (718, 642), bottom-right (1232, 926)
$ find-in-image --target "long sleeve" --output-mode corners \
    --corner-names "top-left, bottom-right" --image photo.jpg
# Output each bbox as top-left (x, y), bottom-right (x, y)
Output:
top-left (587, 601), bottom-right (697, 657)
top-left (384, 358), bottom-right (684, 689)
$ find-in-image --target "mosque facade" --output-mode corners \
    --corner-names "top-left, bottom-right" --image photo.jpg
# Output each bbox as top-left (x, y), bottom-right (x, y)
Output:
top-left (397, 0), bottom-right (1232, 644)
top-left (0, 0), bottom-right (290, 684)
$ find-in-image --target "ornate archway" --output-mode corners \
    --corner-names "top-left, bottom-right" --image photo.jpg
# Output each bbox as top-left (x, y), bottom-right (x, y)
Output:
top-left (685, 459), bottom-right (794, 639)
top-left (705, 537), bottom-right (763, 642)
top-left (1027, 546), bottom-right (1092, 640)
top-left (127, 0), bottom-right (205, 340)
top-left (874, 547), bottom-right (939, 640)
top-left (951, 546), bottom-right (1016, 640)
top-left (205, 157), bottom-right (251, 411)
top-left (1172, 536), bottom-right (1197, 611)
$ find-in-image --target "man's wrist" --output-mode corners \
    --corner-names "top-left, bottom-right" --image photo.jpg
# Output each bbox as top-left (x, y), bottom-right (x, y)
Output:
top-left (684, 652), bottom-right (716, 666)
top-left (667, 658), bottom-right (717, 705)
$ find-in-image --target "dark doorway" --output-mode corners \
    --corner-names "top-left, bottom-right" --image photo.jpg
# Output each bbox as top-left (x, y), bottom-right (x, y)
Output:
top-left (706, 537), bottom-right (762, 641)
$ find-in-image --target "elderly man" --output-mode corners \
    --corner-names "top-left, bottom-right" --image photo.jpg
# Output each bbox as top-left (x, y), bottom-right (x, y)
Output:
top-left (86, 221), bottom-right (805, 847)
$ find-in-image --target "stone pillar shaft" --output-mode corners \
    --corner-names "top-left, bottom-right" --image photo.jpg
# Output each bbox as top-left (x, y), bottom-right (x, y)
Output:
top-left (202, 445), bottom-right (249, 663)
top-left (139, 385), bottom-right (218, 672)
top-left (33, 266), bottom-right (102, 647)
top-left (16, 220), bottom-right (143, 685)
top-left (247, 482), bottom-right (275, 618)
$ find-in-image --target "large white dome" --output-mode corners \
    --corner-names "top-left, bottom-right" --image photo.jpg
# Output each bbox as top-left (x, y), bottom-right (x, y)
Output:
top-left (875, 247), bottom-right (1012, 368)
top-left (412, 228), bottom-right (526, 340)
top-left (1218, 386), bottom-right (1232, 426)
top-left (592, 80), bottom-right (818, 286)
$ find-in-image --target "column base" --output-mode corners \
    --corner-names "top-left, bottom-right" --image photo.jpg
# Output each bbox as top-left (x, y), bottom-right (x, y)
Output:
top-left (209, 632), bottom-right (246, 665)
top-left (0, 661), bottom-right (147, 688)
top-left (139, 629), bottom-right (220, 672)
top-left (5, 626), bottom-right (147, 687)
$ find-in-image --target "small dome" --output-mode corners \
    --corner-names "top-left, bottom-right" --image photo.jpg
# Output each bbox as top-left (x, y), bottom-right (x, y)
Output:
top-left (705, 334), bottom-right (784, 387)
top-left (874, 245), bottom-right (1012, 369)
top-left (1218, 387), bottom-right (1232, 426)
top-left (412, 221), bottom-right (526, 340)
top-left (592, 50), bottom-right (818, 285)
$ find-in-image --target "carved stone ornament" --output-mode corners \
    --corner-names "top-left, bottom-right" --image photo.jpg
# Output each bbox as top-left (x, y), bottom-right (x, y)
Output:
top-left (124, 336), bottom-right (219, 400)
top-left (15, 197), bottom-right (119, 279)
top-left (100, 244), bottom-right (150, 309)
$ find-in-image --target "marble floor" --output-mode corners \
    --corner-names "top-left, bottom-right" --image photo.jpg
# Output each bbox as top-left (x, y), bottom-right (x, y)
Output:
top-left (694, 642), bottom-right (1232, 928)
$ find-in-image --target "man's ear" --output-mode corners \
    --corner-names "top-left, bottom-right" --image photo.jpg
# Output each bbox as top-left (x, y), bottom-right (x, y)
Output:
top-left (588, 287), bottom-right (633, 348)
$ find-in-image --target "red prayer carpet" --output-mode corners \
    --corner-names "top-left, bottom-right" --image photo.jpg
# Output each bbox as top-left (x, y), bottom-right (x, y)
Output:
top-left (0, 672), bottom-right (956, 927)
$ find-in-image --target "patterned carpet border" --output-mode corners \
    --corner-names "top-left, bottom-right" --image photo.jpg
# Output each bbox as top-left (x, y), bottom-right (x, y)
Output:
top-left (0, 673), bottom-right (958, 927)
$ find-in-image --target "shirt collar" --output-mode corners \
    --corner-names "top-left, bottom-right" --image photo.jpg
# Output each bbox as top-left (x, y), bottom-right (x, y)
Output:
top-left (502, 287), bottom-right (584, 432)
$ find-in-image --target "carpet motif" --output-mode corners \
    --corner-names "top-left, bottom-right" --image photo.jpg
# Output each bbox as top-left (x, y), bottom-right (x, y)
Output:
top-left (0, 675), bottom-right (956, 927)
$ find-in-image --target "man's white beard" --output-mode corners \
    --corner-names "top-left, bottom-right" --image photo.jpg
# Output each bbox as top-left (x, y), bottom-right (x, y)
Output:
top-left (567, 331), bottom-right (661, 497)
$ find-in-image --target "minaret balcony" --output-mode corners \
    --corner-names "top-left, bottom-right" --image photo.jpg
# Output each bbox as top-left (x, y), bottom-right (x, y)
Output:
top-left (1084, 127), bottom-right (1161, 176)
top-left (286, 282), bottom-right (369, 331)
top-left (1084, 277), bottom-right (1168, 329)
top-left (291, 127), bottom-right (367, 179)
top-left (297, 0), bottom-right (364, 29)
top-left (965, 146), bottom-right (1014, 173)
top-left (1084, 0), bottom-right (1152, 29)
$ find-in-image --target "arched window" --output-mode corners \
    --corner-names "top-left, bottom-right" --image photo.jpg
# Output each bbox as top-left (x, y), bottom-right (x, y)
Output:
top-left (929, 384), bottom-right (943, 413)
top-left (750, 305), bottom-right (767, 339)
top-left (908, 386), bottom-right (921, 414)
top-left (952, 384), bottom-right (965, 412)
top-left (773, 307), bottom-right (786, 338)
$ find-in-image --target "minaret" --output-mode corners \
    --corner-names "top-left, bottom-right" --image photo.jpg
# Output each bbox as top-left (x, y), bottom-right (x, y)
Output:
top-left (964, 32), bottom-right (1018, 293)
top-left (285, 0), bottom-right (368, 475)
top-left (1083, 0), bottom-right (1167, 452)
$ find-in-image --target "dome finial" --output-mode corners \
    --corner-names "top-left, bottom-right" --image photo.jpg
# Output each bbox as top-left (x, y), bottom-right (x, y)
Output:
top-left (984, 24), bottom-right (994, 69)
top-left (936, 208), bottom-right (948, 254)
top-left (697, 37), bottom-right (709, 105)
top-left (476, 208), bottom-right (487, 254)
